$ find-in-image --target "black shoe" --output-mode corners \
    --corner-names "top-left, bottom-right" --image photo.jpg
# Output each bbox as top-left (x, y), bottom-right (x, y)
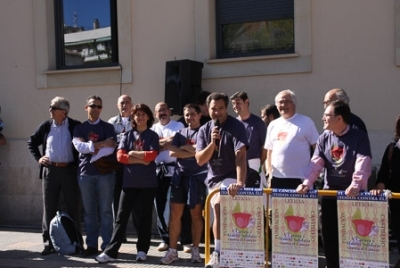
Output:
top-left (82, 246), bottom-right (98, 257)
top-left (41, 245), bottom-right (55, 255)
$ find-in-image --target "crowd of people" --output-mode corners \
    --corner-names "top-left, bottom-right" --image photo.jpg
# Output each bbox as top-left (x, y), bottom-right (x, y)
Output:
top-left (25, 88), bottom-right (400, 268)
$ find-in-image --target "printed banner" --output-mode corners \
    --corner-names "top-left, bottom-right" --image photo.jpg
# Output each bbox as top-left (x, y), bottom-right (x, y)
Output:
top-left (271, 189), bottom-right (319, 268)
top-left (220, 187), bottom-right (265, 268)
top-left (337, 191), bottom-right (389, 268)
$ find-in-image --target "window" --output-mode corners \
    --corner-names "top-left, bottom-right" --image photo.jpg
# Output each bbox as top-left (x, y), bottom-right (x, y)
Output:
top-left (33, 0), bottom-right (132, 88)
top-left (54, 0), bottom-right (118, 69)
top-left (216, 0), bottom-right (294, 59)
top-left (194, 0), bottom-right (311, 79)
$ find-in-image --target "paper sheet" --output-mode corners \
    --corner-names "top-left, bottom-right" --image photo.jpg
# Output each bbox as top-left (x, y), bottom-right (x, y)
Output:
top-left (90, 147), bottom-right (115, 163)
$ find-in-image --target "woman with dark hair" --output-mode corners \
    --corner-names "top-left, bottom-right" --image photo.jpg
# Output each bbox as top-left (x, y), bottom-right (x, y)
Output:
top-left (371, 115), bottom-right (400, 265)
top-left (96, 103), bottom-right (159, 263)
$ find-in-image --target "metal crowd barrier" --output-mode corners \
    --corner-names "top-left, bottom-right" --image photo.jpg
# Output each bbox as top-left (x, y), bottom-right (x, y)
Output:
top-left (203, 188), bottom-right (400, 266)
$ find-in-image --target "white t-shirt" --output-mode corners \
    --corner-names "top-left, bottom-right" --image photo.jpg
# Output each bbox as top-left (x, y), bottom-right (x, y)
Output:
top-left (151, 120), bottom-right (184, 176)
top-left (264, 113), bottom-right (319, 179)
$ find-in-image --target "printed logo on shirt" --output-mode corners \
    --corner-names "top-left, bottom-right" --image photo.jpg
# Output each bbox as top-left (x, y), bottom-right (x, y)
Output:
top-left (211, 158), bottom-right (223, 166)
top-left (134, 139), bottom-right (144, 151)
top-left (331, 144), bottom-right (344, 165)
top-left (277, 131), bottom-right (288, 143)
top-left (186, 138), bottom-right (195, 145)
top-left (88, 132), bottom-right (99, 142)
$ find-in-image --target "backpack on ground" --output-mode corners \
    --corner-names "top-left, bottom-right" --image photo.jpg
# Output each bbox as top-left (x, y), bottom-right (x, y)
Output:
top-left (49, 211), bottom-right (83, 255)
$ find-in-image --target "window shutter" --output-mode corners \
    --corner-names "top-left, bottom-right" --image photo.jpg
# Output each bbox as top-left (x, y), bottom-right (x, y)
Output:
top-left (216, 0), bottom-right (294, 24)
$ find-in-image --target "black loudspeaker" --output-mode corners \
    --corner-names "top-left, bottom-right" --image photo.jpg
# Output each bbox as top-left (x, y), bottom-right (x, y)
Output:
top-left (165, 59), bottom-right (204, 115)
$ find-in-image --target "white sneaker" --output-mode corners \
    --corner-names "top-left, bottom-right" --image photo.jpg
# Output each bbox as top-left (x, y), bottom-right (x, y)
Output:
top-left (191, 247), bottom-right (202, 263)
top-left (160, 249), bottom-right (179, 264)
top-left (95, 252), bottom-right (116, 263)
top-left (183, 244), bottom-right (192, 253)
top-left (157, 242), bottom-right (169, 251)
top-left (136, 251), bottom-right (147, 261)
top-left (205, 251), bottom-right (220, 268)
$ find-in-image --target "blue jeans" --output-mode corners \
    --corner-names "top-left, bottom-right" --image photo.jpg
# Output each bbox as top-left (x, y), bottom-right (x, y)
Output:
top-left (78, 173), bottom-right (115, 250)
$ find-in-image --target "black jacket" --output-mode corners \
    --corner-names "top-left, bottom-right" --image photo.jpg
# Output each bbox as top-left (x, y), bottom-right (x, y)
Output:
top-left (27, 117), bottom-right (81, 179)
top-left (376, 142), bottom-right (400, 192)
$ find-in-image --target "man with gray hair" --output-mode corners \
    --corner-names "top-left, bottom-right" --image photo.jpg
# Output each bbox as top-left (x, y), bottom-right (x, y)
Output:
top-left (323, 88), bottom-right (367, 134)
top-left (264, 89), bottom-right (319, 189)
top-left (28, 96), bottom-right (83, 255)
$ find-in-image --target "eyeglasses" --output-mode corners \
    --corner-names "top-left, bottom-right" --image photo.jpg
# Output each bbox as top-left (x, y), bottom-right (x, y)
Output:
top-left (49, 106), bottom-right (64, 111)
top-left (277, 100), bottom-right (292, 105)
top-left (88, 104), bottom-right (103, 109)
top-left (323, 101), bottom-right (331, 106)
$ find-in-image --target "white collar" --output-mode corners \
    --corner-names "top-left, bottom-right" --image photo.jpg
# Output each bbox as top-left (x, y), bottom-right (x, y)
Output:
top-left (88, 118), bottom-right (101, 125)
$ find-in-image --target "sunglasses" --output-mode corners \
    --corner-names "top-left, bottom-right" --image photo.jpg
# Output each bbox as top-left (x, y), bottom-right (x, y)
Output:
top-left (49, 106), bottom-right (64, 111)
top-left (88, 104), bottom-right (103, 109)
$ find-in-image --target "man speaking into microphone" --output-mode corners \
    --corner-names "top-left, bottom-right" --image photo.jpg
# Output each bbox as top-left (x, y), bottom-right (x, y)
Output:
top-left (195, 92), bottom-right (248, 268)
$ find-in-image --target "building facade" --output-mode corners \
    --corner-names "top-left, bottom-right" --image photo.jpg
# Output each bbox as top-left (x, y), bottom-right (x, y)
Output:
top-left (0, 0), bottom-right (399, 225)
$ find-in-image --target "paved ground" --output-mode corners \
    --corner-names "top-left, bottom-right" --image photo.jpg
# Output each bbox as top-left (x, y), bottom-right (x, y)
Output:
top-left (0, 226), bottom-right (204, 268)
top-left (0, 226), bottom-right (398, 268)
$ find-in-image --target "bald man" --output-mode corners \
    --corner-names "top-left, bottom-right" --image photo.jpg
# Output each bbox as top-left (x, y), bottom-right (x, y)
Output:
top-left (265, 89), bottom-right (319, 189)
top-left (108, 95), bottom-right (138, 242)
top-left (151, 102), bottom-right (186, 252)
top-left (323, 88), bottom-right (368, 134)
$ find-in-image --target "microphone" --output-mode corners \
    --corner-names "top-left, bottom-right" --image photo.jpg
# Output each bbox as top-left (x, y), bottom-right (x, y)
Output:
top-left (213, 119), bottom-right (220, 147)
top-left (213, 118), bottom-right (220, 128)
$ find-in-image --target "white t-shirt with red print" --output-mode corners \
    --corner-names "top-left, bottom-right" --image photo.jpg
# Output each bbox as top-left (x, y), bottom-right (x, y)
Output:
top-left (264, 113), bottom-right (319, 179)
